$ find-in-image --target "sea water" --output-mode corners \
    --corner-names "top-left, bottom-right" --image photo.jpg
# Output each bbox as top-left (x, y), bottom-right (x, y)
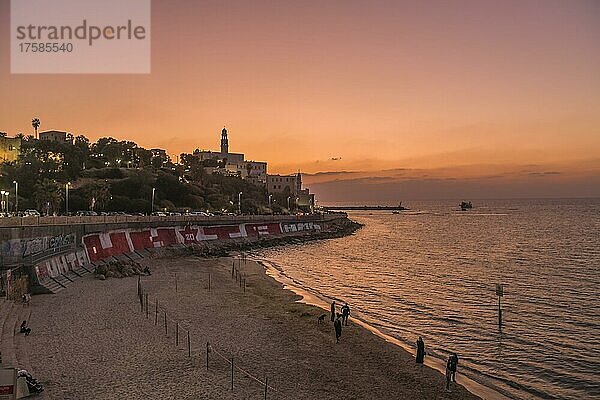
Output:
top-left (258, 198), bottom-right (600, 400)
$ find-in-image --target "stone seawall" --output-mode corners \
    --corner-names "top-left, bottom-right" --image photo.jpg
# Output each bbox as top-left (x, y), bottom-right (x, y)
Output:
top-left (0, 214), bottom-right (342, 265)
top-left (0, 214), bottom-right (358, 294)
top-left (157, 215), bottom-right (361, 259)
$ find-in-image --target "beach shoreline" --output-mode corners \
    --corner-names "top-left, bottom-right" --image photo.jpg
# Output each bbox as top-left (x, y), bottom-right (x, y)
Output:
top-left (259, 257), bottom-right (512, 400)
top-left (21, 252), bottom-right (481, 399)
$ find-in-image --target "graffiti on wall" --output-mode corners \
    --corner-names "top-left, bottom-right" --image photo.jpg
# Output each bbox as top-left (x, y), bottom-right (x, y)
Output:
top-left (35, 249), bottom-right (87, 281)
top-left (82, 222), bottom-right (317, 262)
top-left (0, 233), bottom-right (76, 259)
top-left (281, 222), bottom-right (321, 233)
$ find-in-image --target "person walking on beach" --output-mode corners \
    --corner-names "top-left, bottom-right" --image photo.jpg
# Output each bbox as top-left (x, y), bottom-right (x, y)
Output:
top-left (341, 303), bottom-right (351, 326)
top-left (445, 356), bottom-right (453, 391)
top-left (334, 314), bottom-right (343, 343)
top-left (449, 353), bottom-right (459, 382)
top-left (415, 336), bottom-right (425, 364)
top-left (331, 301), bottom-right (336, 322)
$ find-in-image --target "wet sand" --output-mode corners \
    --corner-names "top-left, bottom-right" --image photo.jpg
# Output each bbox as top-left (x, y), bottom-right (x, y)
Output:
top-left (24, 255), bottom-right (480, 399)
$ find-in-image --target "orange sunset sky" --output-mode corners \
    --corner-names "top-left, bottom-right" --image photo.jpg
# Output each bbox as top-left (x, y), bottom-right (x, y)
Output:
top-left (1, 0), bottom-right (599, 200)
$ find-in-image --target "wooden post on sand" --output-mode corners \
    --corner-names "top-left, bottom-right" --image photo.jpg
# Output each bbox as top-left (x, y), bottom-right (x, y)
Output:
top-left (264, 376), bottom-right (268, 399)
top-left (187, 331), bottom-right (191, 357)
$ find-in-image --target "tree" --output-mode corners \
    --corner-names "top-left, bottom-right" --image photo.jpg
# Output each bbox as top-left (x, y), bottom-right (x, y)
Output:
top-left (72, 135), bottom-right (90, 169)
top-left (241, 198), bottom-right (259, 214)
top-left (33, 179), bottom-right (61, 215)
top-left (136, 148), bottom-right (152, 168)
top-left (82, 181), bottom-right (111, 211)
top-left (151, 156), bottom-right (163, 169)
top-left (180, 152), bottom-right (209, 185)
top-left (31, 117), bottom-right (40, 139)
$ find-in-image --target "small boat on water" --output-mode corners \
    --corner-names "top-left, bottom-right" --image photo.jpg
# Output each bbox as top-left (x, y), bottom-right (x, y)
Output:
top-left (460, 201), bottom-right (473, 211)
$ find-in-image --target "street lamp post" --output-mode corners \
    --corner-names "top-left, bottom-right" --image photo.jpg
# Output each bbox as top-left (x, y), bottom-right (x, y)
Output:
top-left (238, 191), bottom-right (242, 215)
top-left (0, 191), bottom-right (6, 213)
top-left (268, 194), bottom-right (273, 215)
top-left (151, 187), bottom-right (156, 214)
top-left (287, 196), bottom-right (291, 212)
top-left (13, 181), bottom-right (18, 214)
top-left (65, 182), bottom-right (71, 215)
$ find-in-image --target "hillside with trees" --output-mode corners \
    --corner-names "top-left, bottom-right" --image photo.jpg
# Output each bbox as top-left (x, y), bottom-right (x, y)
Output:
top-left (0, 135), bottom-right (292, 215)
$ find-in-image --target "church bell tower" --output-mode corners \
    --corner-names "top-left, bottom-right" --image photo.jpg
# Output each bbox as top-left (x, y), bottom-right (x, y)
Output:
top-left (220, 126), bottom-right (229, 154)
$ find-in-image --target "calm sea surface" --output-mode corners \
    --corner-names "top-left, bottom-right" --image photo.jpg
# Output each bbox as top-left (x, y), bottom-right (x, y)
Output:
top-left (258, 199), bottom-right (600, 400)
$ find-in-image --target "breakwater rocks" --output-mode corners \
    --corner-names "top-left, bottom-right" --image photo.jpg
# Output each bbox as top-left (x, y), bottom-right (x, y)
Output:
top-left (94, 259), bottom-right (146, 280)
top-left (156, 216), bottom-right (362, 259)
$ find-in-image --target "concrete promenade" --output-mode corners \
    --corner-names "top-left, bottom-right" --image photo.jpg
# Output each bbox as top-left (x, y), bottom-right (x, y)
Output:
top-left (0, 213), bottom-right (340, 228)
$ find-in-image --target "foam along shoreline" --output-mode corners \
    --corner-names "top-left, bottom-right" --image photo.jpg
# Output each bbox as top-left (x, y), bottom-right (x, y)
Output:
top-left (259, 258), bottom-right (511, 400)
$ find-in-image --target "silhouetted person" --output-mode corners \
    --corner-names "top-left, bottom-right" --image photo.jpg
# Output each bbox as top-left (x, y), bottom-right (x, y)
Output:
top-left (334, 314), bottom-right (342, 343)
top-left (449, 353), bottom-right (459, 382)
top-left (330, 301), bottom-right (336, 322)
top-left (445, 356), bottom-right (453, 391)
top-left (341, 303), bottom-right (350, 326)
top-left (20, 320), bottom-right (31, 336)
top-left (416, 336), bottom-right (425, 363)
top-left (144, 266), bottom-right (152, 276)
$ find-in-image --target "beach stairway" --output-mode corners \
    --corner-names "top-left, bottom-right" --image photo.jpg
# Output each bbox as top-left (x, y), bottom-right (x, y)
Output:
top-left (0, 299), bottom-right (18, 368)
top-left (0, 298), bottom-right (34, 398)
top-left (0, 298), bottom-right (9, 366)
top-left (13, 306), bottom-right (33, 373)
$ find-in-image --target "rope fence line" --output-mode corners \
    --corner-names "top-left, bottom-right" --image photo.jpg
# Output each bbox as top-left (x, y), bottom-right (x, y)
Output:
top-left (135, 256), bottom-right (279, 398)
top-left (210, 344), bottom-right (278, 392)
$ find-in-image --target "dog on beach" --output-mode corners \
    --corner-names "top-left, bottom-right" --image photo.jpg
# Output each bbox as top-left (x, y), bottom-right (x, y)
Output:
top-left (317, 314), bottom-right (327, 324)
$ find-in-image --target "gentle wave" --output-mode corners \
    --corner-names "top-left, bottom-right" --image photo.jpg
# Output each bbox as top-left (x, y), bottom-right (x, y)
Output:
top-left (258, 199), bottom-right (600, 400)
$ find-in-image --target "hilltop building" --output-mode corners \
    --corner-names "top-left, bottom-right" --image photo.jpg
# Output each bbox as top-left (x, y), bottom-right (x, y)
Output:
top-left (267, 172), bottom-right (315, 209)
top-left (0, 136), bottom-right (21, 163)
top-left (195, 127), bottom-right (245, 164)
top-left (39, 130), bottom-right (73, 143)
top-left (267, 173), bottom-right (302, 196)
top-left (196, 127), bottom-right (267, 183)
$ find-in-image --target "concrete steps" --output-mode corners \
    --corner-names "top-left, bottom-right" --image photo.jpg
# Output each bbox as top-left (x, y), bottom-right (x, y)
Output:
top-left (126, 251), bottom-right (143, 260)
top-left (13, 306), bottom-right (33, 373)
top-left (0, 299), bottom-right (10, 366)
top-left (41, 278), bottom-right (65, 294)
top-left (0, 301), bottom-right (18, 368)
top-left (75, 263), bottom-right (94, 275)
top-left (36, 262), bottom-right (95, 294)
top-left (53, 275), bottom-right (71, 288)
top-left (0, 299), bottom-right (33, 373)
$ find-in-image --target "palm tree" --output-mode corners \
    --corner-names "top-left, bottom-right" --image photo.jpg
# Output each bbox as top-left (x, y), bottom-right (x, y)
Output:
top-left (83, 181), bottom-right (111, 211)
top-left (31, 117), bottom-right (40, 139)
top-left (33, 179), bottom-right (61, 215)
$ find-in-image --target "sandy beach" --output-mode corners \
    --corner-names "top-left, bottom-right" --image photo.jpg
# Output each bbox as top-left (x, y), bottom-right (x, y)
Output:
top-left (21, 253), bottom-right (480, 399)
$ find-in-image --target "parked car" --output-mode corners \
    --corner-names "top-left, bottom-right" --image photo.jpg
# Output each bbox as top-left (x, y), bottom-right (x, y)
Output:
top-left (23, 209), bottom-right (41, 217)
top-left (76, 211), bottom-right (98, 216)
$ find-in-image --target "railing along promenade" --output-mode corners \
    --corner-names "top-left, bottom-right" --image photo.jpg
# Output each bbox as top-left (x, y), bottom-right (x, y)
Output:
top-left (0, 212), bottom-right (344, 228)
